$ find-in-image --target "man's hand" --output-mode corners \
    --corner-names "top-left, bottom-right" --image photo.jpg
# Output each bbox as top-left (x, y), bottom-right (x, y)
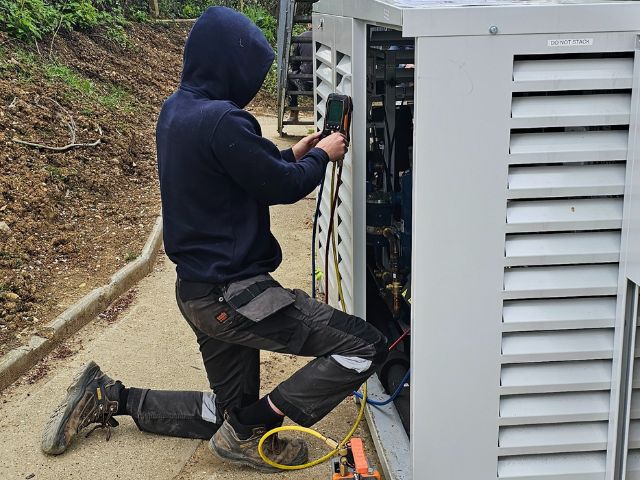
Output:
top-left (316, 132), bottom-right (348, 163)
top-left (292, 132), bottom-right (322, 161)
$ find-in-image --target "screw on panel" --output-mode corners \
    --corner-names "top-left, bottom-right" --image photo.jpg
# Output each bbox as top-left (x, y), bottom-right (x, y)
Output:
top-left (489, 25), bottom-right (499, 35)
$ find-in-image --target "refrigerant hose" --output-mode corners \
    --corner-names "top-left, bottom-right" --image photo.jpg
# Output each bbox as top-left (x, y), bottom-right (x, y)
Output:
top-left (311, 174), bottom-right (325, 298)
top-left (325, 161), bottom-right (347, 310)
top-left (353, 368), bottom-right (410, 406)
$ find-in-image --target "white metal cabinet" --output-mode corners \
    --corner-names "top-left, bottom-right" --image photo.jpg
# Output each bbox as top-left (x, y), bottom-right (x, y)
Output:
top-left (312, 2), bottom-right (640, 479)
top-left (411, 31), bottom-right (637, 480)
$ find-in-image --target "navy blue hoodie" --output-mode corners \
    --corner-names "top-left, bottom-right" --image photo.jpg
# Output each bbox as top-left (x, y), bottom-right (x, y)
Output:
top-left (157, 7), bottom-right (328, 284)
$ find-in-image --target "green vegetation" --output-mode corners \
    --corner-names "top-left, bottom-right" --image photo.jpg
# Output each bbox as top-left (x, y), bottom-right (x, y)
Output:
top-left (0, 1), bottom-right (286, 97)
top-left (45, 62), bottom-right (133, 109)
top-left (158, 0), bottom-right (277, 20)
top-left (0, 0), bottom-right (281, 44)
top-left (262, 62), bottom-right (277, 96)
top-left (0, 1), bottom-right (282, 57)
top-left (0, 0), bottom-right (135, 44)
top-left (45, 63), bottom-right (94, 95)
top-left (124, 251), bottom-right (138, 262)
top-left (244, 4), bottom-right (276, 44)
top-left (99, 86), bottom-right (132, 110)
top-left (0, 0), bottom-right (57, 41)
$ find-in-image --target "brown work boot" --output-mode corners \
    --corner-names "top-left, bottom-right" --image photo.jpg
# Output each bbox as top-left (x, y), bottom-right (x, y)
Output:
top-left (41, 361), bottom-right (123, 455)
top-left (209, 410), bottom-right (308, 473)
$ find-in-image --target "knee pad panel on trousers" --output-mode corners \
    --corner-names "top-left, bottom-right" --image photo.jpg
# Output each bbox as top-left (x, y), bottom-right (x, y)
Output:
top-left (327, 309), bottom-right (388, 365)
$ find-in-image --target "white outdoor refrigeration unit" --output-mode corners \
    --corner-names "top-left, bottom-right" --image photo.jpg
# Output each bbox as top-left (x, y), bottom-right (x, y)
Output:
top-left (311, 1), bottom-right (640, 479)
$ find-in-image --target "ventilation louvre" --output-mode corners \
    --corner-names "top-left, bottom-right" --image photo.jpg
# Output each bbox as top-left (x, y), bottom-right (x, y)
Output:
top-left (315, 43), bottom-right (354, 313)
top-left (499, 51), bottom-right (631, 479)
top-left (512, 57), bottom-right (634, 91)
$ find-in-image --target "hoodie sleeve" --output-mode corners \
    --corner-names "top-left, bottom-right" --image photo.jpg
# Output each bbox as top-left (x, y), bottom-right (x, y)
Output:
top-left (212, 109), bottom-right (329, 205)
top-left (280, 148), bottom-right (296, 163)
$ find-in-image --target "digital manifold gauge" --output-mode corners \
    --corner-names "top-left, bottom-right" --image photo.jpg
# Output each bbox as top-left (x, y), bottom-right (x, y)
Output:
top-left (321, 93), bottom-right (353, 142)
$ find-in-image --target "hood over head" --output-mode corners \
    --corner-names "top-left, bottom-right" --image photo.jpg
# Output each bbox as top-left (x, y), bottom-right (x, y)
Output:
top-left (180, 6), bottom-right (275, 108)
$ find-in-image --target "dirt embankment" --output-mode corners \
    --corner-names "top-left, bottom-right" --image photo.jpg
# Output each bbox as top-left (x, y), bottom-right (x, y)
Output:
top-left (0, 23), bottom-right (195, 356)
top-left (0, 19), bottom-right (279, 358)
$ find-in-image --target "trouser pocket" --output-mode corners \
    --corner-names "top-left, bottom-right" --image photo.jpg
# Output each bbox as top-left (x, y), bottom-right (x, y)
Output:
top-left (178, 274), bottom-right (297, 340)
top-left (223, 274), bottom-right (295, 322)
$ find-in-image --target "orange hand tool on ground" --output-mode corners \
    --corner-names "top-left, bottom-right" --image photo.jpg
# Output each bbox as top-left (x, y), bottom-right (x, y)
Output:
top-left (331, 437), bottom-right (382, 480)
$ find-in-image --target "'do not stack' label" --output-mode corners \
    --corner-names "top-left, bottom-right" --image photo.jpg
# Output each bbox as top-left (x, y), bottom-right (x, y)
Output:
top-left (548, 38), bottom-right (594, 47)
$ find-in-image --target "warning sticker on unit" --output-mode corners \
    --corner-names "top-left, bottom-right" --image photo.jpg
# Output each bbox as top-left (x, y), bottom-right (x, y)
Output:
top-left (548, 38), bottom-right (594, 47)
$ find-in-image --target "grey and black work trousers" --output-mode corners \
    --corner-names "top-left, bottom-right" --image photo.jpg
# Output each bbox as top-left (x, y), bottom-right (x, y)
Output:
top-left (125, 274), bottom-right (388, 439)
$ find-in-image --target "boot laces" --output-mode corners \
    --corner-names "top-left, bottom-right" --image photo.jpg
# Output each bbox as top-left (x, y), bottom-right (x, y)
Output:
top-left (79, 383), bottom-right (120, 441)
top-left (270, 433), bottom-right (283, 455)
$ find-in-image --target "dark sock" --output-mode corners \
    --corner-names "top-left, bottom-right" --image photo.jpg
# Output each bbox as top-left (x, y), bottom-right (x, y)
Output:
top-left (236, 396), bottom-right (284, 428)
top-left (116, 387), bottom-right (129, 416)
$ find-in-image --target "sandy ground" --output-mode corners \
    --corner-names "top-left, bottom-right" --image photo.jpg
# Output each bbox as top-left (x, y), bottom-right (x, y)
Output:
top-left (0, 116), bottom-right (382, 480)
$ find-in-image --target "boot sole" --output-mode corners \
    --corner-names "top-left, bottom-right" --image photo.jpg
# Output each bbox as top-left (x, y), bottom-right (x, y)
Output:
top-left (41, 361), bottom-right (101, 455)
top-left (208, 435), bottom-right (309, 473)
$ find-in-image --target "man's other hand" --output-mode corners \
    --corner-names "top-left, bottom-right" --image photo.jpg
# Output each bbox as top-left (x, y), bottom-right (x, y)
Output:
top-left (316, 133), bottom-right (348, 163)
top-left (292, 132), bottom-right (322, 161)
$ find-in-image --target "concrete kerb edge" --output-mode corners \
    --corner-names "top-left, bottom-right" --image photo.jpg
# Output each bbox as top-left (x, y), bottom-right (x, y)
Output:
top-left (0, 215), bottom-right (164, 392)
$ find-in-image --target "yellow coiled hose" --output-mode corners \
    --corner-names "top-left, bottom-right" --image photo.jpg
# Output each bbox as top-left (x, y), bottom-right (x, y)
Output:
top-left (257, 383), bottom-right (367, 470)
top-left (258, 161), bottom-right (364, 470)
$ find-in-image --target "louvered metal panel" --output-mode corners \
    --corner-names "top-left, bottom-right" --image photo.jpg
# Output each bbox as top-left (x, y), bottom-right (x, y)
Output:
top-left (634, 361), bottom-right (640, 388)
top-left (499, 48), bottom-right (633, 480)
top-left (315, 45), bottom-right (332, 66)
top-left (501, 361), bottom-right (612, 395)
top-left (498, 452), bottom-right (606, 480)
top-left (340, 159), bottom-right (353, 193)
top-left (338, 185), bottom-right (353, 216)
top-left (506, 198), bottom-right (623, 233)
top-left (502, 330), bottom-right (613, 363)
top-left (314, 44), bottom-right (354, 313)
top-left (629, 421), bottom-right (640, 448)
top-left (336, 264), bottom-right (353, 308)
top-left (511, 94), bottom-right (631, 128)
top-left (633, 327), bottom-right (640, 357)
top-left (631, 394), bottom-right (640, 419)
top-left (337, 226), bottom-right (354, 264)
top-left (338, 76), bottom-right (351, 94)
top-left (337, 199), bottom-right (352, 230)
top-left (505, 231), bottom-right (621, 267)
top-left (315, 39), bottom-right (333, 300)
top-left (503, 264), bottom-right (619, 299)
top-left (499, 422), bottom-right (609, 456)
top-left (502, 297), bottom-right (617, 332)
top-left (507, 164), bottom-right (626, 199)
top-left (316, 64), bottom-right (333, 86)
top-left (336, 55), bottom-right (351, 77)
top-left (316, 78), bottom-right (332, 100)
top-left (337, 221), bottom-right (353, 252)
top-left (628, 450), bottom-right (640, 479)
top-left (334, 50), bottom-right (353, 312)
top-left (317, 99), bottom-right (326, 117)
top-left (510, 130), bottom-right (629, 164)
top-left (499, 391), bottom-right (610, 426)
top-left (512, 57), bottom-right (634, 92)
